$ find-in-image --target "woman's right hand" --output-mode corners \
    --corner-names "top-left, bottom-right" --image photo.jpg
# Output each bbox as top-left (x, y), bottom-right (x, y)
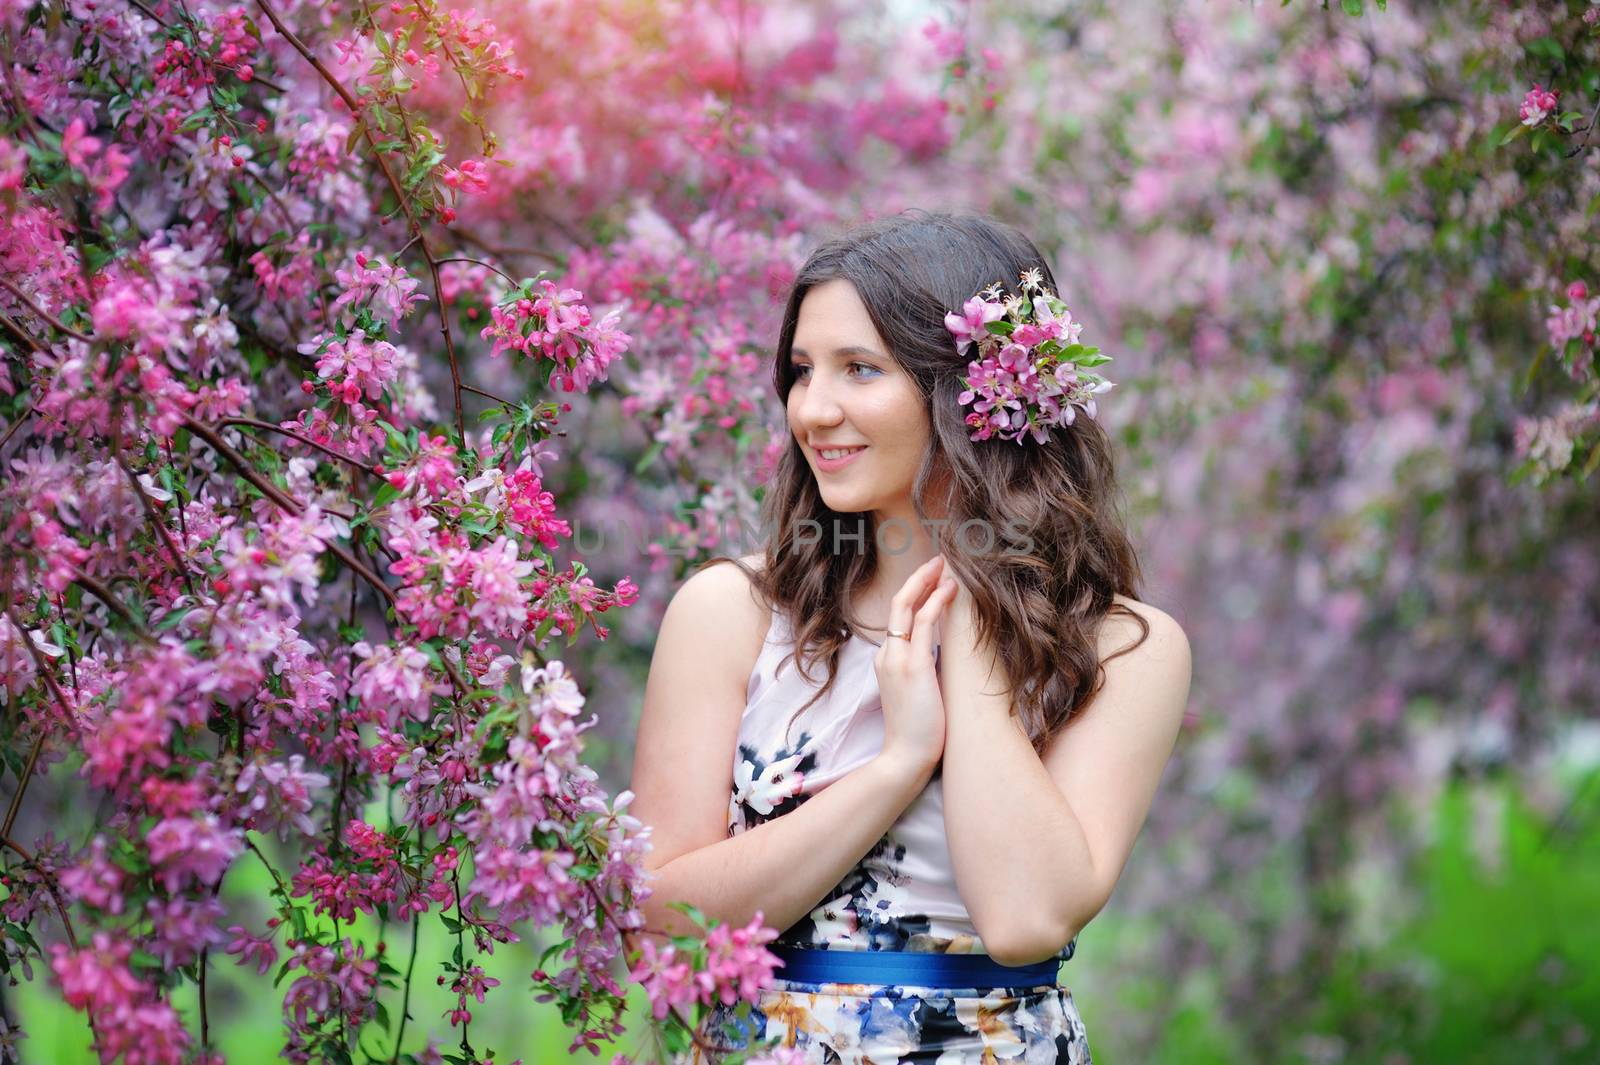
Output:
top-left (873, 554), bottom-right (960, 777)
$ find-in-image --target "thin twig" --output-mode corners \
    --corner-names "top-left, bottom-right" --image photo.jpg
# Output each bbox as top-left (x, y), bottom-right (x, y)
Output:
top-left (69, 567), bottom-right (141, 627)
top-left (216, 417), bottom-right (384, 478)
top-left (435, 256), bottom-right (520, 288)
top-left (3, 606), bottom-right (77, 722)
top-left (0, 835), bottom-right (79, 950)
top-left (182, 417), bottom-right (398, 607)
top-left (461, 382), bottom-right (515, 406)
top-left (1566, 94), bottom-right (1600, 158)
top-left (0, 401), bottom-right (34, 454)
top-left (388, 912), bottom-right (421, 1064)
top-left (115, 453), bottom-right (197, 600)
top-left (0, 312), bottom-right (44, 353)
top-left (0, 278), bottom-right (91, 342)
top-left (0, 736), bottom-right (42, 838)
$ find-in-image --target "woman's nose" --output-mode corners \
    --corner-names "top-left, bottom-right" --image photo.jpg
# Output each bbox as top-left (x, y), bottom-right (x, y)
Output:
top-left (795, 373), bottom-right (844, 428)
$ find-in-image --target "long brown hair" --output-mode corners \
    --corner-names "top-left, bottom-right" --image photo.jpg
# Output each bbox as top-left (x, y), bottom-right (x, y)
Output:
top-left (703, 209), bottom-right (1148, 756)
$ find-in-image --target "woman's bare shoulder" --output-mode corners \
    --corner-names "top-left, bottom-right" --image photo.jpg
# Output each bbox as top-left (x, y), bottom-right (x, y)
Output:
top-left (1102, 593), bottom-right (1188, 662)
top-left (668, 553), bottom-right (772, 676)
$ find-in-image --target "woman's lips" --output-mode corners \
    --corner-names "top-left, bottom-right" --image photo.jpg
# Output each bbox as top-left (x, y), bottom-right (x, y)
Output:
top-left (814, 446), bottom-right (866, 473)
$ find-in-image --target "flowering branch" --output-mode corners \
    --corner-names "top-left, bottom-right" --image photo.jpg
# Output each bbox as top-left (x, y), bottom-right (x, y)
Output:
top-left (216, 417), bottom-right (386, 479)
top-left (252, 0), bottom-right (470, 442)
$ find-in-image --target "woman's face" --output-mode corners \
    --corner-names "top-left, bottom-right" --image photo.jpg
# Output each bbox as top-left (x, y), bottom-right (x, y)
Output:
top-left (787, 279), bottom-right (930, 516)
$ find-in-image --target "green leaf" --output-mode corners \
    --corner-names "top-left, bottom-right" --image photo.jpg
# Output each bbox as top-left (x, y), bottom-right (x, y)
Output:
top-left (1580, 436), bottom-right (1600, 480)
top-left (1498, 123), bottom-right (1530, 147)
top-left (985, 320), bottom-right (1014, 336)
top-left (1341, 0), bottom-right (1362, 14)
top-left (155, 607), bottom-right (192, 632)
top-left (372, 482), bottom-right (400, 511)
top-left (1519, 343), bottom-right (1549, 396)
top-left (537, 939), bottom-right (571, 968)
top-left (665, 900), bottom-right (708, 928)
top-left (1526, 36), bottom-right (1564, 63)
top-left (633, 439), bottom-right (665, 475)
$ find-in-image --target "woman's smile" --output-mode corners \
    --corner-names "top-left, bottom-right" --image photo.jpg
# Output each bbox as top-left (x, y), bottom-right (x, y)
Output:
top-left (813, 445), bottom-right (867, 472)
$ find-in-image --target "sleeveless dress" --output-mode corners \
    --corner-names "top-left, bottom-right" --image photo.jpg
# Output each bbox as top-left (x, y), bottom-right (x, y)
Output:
top-left (692, 603), bottom-right (1094, 1065)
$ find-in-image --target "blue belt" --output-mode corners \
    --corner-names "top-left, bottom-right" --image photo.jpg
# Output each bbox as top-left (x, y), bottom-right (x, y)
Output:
top-left (769, 945), bottom-right (1059, 989)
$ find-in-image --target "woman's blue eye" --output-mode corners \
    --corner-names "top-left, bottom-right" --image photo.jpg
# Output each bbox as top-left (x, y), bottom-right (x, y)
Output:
top-left (792, 363), bottom-right (880, 380)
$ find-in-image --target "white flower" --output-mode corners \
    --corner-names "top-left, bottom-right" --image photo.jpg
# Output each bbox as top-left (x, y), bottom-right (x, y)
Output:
top-left (732, 751), bottom-right (805, 815)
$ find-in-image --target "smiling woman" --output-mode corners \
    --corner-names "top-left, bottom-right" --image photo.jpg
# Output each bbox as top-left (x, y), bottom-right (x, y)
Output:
top-left (787, 283), bottom-right (931, 516)
top-left (628, 209), bottom-right (1191, 1064)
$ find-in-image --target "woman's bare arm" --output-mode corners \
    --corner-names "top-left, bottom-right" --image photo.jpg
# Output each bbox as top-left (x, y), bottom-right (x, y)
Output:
top-left (628, 558), bottom-right (931, 940)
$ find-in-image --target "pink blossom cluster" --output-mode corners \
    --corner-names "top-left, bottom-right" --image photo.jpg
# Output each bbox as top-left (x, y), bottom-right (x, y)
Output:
top-left (234, 755), bottom-right (332, 839)
top-left (1545, 279), bottom-right (1600, 382)
top-left (307, 327), bottom-right (405, 403)
top-left (50, 934), bottom-right (191, 1064)
top-left (1519, 82), bottom-right (1560, 126)
top-left (350, 638), bottom-right (448, 725)
top-left (628, 912), bottom-right (781, 1020)
top-left (60, 117), bottom-right (133, 215)
top-left (462, 462), bottom-right (574, 548)
top-left (1513, 400), bottom-right (1600, 484)
top-left (479, 278), bottom-right (632, 393)
top-left (332, 251), bottom-right (426, 321)
top-left (280, 939), bottom-right (381, 1063)
top-left (946, 272), bottom-right (1116, 444)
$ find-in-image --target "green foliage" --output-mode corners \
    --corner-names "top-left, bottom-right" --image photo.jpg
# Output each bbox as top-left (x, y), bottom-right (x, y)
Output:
top-left (1078, 775), bottom-right (1600, 1064)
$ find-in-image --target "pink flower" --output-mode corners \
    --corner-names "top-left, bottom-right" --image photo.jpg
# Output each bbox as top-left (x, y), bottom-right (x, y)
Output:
top-left (701, 912), bottom-right (782, 1006)
top-left (332, 252), bottom-right (425, 321)
top-left (58, 836), bottom-right (125, 915)
top-left (441, 158), bottom-right (491, 194)
top-left (145, 814), bottom-right (243, 891)
top-left (351, 640), bottom-right (446, 725)
top-left (943, 295), bottom-right (1006, 355)
top-left (235, 755), bottom-right (331, 839)
top-left (60, 117), bottom-right (101, 168)
top-left (1519, 83), bottom-right (1559, 127)
top-left (307, 328), bottom-right (403, 401)
top-left (224, 925), bottom-right (280, 976)
top-left (628, 938), bottom-right (697, 1021)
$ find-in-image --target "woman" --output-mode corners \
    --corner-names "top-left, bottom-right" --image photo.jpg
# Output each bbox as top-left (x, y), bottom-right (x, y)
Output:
top-left (628, 211), bottom-right (1192, 1064)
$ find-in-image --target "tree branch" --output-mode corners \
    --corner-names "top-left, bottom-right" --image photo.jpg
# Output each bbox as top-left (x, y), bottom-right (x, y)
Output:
top-left (70, 567), bottom-right (141, 628)
top-left (0, 278), bottom-right (91, 343)
top-left (182, 417), bottom-right (398, 607)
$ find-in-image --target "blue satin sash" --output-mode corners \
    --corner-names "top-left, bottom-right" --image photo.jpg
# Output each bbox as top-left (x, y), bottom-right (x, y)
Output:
top-left (769, 945), bottom-right (1059, 990)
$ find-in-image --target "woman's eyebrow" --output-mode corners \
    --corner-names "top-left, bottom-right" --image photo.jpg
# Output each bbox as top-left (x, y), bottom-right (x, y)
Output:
top-left (790, 345), bottom-right (885, 359)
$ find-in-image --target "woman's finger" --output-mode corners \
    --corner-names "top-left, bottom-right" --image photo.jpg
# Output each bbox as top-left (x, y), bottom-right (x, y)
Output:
top-left (886, 555), bottom-right (944, 647)
top-left (910, 576), bottom-right (956, 658)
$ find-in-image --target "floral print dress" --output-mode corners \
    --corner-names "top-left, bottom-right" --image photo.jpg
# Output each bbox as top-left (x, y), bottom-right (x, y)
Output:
top-left (694, 605), bottom-right (1093, 1065)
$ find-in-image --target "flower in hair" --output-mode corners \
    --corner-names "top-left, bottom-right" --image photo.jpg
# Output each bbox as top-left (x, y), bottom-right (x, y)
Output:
top-left (944, 268), bottom-right (1114, 444)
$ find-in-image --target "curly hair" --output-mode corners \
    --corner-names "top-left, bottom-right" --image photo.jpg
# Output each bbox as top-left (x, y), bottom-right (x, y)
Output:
top-left (703, 209), bottom-right (1149, 756)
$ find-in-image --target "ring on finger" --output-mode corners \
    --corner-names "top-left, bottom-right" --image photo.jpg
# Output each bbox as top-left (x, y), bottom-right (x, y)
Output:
top-left (886, 628), bottom-right (911, 641)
